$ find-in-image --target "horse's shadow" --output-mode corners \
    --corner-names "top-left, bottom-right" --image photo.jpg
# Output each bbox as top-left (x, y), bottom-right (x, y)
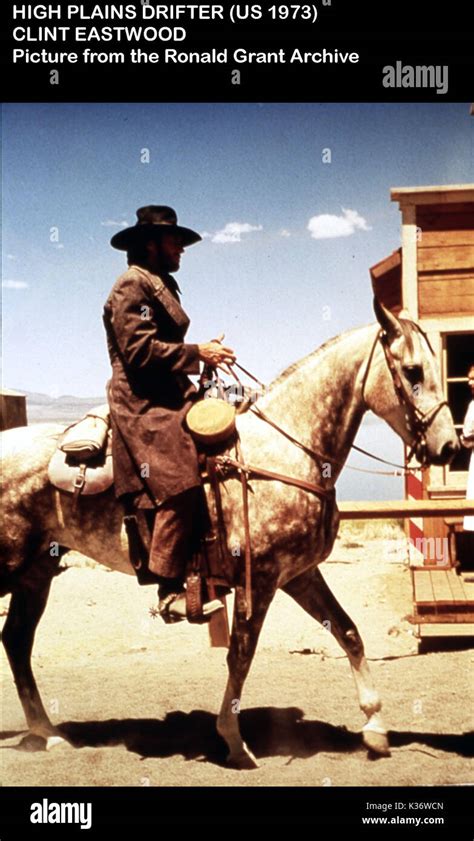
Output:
top-left (6, 708), bottom-right (471, 766)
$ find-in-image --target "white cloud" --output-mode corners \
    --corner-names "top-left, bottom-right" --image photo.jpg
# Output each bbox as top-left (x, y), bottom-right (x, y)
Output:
top-left (307, 208), bottom-right (371, 240)
top-left (7, 254), bottom-right (17, 260)
top-left (101, 219), bottom-right (129, 228)
top-left (211, 222), bottom-right (263, 244)
top-left (279, 228), bottom-right (291, 237)
top-left (2, 279), bottom-right (29, 289)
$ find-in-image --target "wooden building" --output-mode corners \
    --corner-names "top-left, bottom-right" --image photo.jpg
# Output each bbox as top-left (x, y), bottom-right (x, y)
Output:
top-left (0, 389), bottom-right (27, 431)
top-left (370, 184), bottom-right (474, 638)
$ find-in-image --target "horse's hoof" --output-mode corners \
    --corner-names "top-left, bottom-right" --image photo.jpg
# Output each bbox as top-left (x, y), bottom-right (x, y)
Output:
top-left (17, 732), bottom-right (70, 752)
top-left (362, 729), bottom-right (391, 757)
top-left (226, 747), bottom-right (259, 770)
top-left (46, 735), bottom-right (70, 751)
top-left (18, 734), bottom-right (49, 752)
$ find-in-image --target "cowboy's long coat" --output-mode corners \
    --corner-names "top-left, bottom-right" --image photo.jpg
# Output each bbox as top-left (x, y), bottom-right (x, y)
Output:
top-left (103, 264), bottom-right (201, 506)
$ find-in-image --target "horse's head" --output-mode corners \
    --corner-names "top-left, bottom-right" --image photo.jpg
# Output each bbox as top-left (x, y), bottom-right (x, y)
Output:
top-left (362, 299), bottom-right (459, 466)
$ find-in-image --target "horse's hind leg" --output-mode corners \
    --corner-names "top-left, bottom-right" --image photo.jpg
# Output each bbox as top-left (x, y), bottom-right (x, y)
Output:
top-left (217, 576), bottom-right (277, 770)
top-left (282, 566), bottom-right (390, 756)
top-left (2, 553), bottom-right (67, 750)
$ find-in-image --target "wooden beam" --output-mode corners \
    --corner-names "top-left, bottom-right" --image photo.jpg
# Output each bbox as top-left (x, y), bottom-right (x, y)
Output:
top-left (413, 570), bottom-right (435, 605)
top-left (370, 248), bottom-right (402, 279)
top-left (391, 185), bottom-right (474, 205)
top-left (417, 245), bottom-right (474, 272)
top-left (418, 623), bottom-right (474, 637)
top-left (416, 315), bottom-right (474, 333)
top-left (208, 597), bottom-right (230, 648)
top-left (418, 230), bottom-right (474, 248)
top-left (400, 204), bottom-right (419, 318)
top-left (415, 613), bottom-right (474, 624)
top-left (418, 274), bottom-right (474, 317)
top-left (338, 499), bottom-right (474, 520)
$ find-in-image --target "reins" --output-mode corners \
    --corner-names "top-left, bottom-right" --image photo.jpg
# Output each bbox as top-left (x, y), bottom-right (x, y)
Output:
top-left (206, 325), bottom-right (448, 620)
top-left (219, 327), bottom-right (446, 476)
top-left (204, 326), bottom-right (446, 620)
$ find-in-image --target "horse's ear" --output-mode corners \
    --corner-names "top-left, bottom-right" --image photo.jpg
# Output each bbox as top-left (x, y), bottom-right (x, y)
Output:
top-left (373, 297), bottom-right (402, 341)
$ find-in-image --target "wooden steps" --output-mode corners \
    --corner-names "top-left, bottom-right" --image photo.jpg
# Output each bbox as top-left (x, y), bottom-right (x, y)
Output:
top-left (412, 568), bottom-right (474, 623)
top-left (419, 623), bottom-right (474, 639)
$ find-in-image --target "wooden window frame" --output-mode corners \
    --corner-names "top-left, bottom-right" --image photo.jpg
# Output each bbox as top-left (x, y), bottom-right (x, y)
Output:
top-left (442, 330), bottom-right (473, 488)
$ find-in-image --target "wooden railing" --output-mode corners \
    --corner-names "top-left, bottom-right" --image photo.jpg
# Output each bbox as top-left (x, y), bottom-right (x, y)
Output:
top-left (338, 499), bottom-right (474, 520)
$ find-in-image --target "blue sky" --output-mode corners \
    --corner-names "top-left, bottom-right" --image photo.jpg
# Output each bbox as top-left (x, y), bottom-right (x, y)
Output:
top-left (2, 102), bottom-right (472, 498)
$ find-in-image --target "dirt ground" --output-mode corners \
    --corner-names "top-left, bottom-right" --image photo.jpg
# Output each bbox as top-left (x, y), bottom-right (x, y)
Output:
top-left (1, 525), bottom-right (473, 787)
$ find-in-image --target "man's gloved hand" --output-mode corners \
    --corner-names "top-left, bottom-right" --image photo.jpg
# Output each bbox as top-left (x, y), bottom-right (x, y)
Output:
top-left (198, 332), bottom-right (236, 368)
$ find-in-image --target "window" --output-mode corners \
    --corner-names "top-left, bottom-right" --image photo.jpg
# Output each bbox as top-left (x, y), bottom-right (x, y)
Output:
top-left (444, 332), bottom-right (474, 475)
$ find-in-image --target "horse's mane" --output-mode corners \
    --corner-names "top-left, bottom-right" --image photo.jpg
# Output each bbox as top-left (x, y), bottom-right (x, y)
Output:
top-left (269, 315), bottom-right (423, 393)
top-left (268, 324), bottom-right (364, 391)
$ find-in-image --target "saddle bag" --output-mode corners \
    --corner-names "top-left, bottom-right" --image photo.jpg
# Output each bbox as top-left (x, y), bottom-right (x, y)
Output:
top-left (60, 404), bottom-right (110, 459)
top-left (48, 405), bottom-right (113, 498)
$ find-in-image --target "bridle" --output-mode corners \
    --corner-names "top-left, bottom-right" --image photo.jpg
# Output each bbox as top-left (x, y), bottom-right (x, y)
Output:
top-left (205, 324), bottom-right (449, 619)
top-left (216, 320), bottom-right (449, 477)
top-left (361, 324), bottom-right (449, 467)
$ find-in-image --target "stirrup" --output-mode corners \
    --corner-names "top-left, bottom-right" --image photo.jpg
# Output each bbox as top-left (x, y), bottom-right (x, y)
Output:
top-left (155, 592), bottom-right (187, 624)
top-left (152, 592), bottom-right (224, 625)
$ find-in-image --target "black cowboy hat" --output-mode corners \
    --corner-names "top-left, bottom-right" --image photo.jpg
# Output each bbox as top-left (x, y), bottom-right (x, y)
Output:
top-left (110, 205), bottom-right (202, 250)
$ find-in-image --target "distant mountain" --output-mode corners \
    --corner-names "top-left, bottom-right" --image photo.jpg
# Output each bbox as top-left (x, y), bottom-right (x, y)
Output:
top-left (11, 389), bottom-right (384, 425)
top-left (20, 391), bottom-right (106, 423)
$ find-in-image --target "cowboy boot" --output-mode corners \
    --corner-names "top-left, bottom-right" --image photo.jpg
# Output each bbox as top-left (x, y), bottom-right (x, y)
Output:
top-left (156, 581), bottom-right (224, 625)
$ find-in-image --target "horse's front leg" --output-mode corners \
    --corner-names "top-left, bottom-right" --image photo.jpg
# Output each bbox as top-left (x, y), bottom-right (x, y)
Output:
top-left (2, 554), bottom-right (68, 751)
top-left (282, 566), bottom-right (390, 756)
top-left (217, 574), bottom-right (277, 770)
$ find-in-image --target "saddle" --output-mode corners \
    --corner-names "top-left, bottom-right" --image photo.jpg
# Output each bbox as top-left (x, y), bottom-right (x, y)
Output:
top-left (47, 402), bottom-right (239, 623)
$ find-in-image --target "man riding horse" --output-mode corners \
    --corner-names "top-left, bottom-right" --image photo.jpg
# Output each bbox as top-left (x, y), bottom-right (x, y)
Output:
top-left (103, 205), bottom-right (236, 624)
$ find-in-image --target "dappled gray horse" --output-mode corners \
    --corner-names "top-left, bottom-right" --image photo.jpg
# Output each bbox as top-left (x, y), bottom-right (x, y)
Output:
top-left (1, 301), bottom-right (458, 768)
